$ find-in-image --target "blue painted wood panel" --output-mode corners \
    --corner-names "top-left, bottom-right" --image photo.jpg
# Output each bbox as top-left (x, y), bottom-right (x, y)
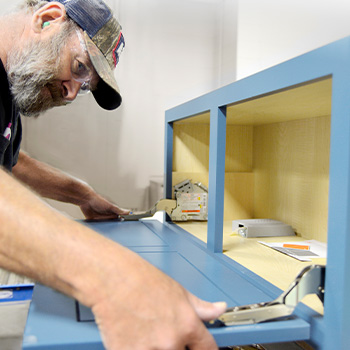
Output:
top-left (24, 221), bottom-right (311, 349)
top-left (82, 221), bottom-right (168, 248)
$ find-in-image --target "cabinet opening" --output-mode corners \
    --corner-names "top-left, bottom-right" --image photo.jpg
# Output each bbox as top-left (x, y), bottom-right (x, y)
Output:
top-left (224, 77), bottom-right (332, 242)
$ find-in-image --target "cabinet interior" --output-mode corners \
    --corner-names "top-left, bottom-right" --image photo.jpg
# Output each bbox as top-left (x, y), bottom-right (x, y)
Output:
top-left (172, 77), bottom-right (332, 242)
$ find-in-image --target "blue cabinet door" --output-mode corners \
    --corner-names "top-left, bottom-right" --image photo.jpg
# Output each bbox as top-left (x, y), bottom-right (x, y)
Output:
top-left (23, 221), bottom-right (311, 349)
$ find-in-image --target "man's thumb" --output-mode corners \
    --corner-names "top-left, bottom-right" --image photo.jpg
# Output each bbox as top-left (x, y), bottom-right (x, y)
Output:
top-left (188, 294), bottom-right (227, 321)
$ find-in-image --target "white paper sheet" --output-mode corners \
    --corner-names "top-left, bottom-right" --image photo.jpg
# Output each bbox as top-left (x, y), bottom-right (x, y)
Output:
top-left (259, 239), bottom-right (327, 262)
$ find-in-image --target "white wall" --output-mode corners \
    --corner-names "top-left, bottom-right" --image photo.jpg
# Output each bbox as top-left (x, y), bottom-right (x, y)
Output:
top-left (236, 0), bottom-right (350, 79)
top-left (15, 0), bottom-right (237, 217)
top-left (5, 0), bottom-right (350, 219)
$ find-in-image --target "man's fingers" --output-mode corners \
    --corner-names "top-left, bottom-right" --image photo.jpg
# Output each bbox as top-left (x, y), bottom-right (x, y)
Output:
top-left (184, 295), bottom-right (227, 350)
top-left (188, 293), bottom-right (227, 321)
top-left (186, 319), bottom-right (219, 350)
top-left (115, 206), bottom-right (131, 216)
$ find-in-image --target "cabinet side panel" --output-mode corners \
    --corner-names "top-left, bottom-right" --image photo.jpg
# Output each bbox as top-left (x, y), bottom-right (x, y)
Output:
top-left (173, 124), bottom-right (210, 173)
top-left (224, 173), bottom-right (254, 221)
top-left (253, 116), bottom-right (330, 241)
top-left (226, 125), bottom-right (253, 172)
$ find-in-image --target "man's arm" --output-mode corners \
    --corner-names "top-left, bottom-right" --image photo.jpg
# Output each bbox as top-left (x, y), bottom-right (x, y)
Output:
top-left (0, 169), bottom-right (226, 349)
top-left (12, 151), bottom-right (129, 219)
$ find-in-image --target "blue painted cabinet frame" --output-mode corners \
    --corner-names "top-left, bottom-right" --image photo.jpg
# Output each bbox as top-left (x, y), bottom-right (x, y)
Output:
top-left (23, 37), bottom-right (350, 349)
top-left (164, 37), bottom-right (350, 348)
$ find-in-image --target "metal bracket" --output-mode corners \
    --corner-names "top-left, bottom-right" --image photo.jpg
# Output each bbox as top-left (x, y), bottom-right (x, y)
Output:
top-left (121, 179), bottom-right (208, 222)
top-left (121, 199), bottom-right (177, 221)
top-left (217, 264), bottom-right (325, 326)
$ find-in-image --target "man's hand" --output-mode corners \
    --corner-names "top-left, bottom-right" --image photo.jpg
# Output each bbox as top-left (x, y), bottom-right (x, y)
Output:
top-left (91, 255), bottom-right (226, 350)
top-left (80, 192), bottom-right (130, 220)
top-left (0, 169), bottom-right (226, 350)
top-left (13, 152), bottom-right (130, 220)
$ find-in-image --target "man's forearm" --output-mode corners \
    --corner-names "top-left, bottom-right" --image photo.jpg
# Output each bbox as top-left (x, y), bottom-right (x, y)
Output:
top-left (12, 151), bottom-right (94, 206)
top-left (0, 168), bottom-right (137, 305)
top-left (0, 168), bottom-right (225, 349)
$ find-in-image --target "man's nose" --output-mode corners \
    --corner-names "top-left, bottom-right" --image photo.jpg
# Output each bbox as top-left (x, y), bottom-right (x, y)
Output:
top-left (61, 79), bottom-right (81, 101)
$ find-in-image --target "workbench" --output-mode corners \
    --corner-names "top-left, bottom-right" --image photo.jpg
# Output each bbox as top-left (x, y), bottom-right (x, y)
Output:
top-left (23, 35), bottom-right (350, 349)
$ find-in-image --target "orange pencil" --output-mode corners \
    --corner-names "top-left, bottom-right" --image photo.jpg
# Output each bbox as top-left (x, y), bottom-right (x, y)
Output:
top-left (283, 243), bottom-right (310, 250)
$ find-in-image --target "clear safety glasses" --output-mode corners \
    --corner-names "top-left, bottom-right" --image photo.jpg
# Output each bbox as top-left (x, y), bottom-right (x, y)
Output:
top-left (71, 30), bottom-right (96, 96)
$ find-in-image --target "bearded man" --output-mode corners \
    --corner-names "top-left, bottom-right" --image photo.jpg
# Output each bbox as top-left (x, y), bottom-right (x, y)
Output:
top-left (0, 1), bottom-right (226, 349)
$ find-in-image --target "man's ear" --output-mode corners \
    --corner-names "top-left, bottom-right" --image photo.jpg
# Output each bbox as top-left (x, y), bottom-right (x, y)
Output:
top-left (31, 1), bottom-right (67, 33)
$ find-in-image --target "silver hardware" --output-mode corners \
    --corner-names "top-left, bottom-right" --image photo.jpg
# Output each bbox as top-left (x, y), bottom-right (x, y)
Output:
top-left (121, 179), bottom-right (208, 222)
top-left (219, 265), bottom-right (325, 326)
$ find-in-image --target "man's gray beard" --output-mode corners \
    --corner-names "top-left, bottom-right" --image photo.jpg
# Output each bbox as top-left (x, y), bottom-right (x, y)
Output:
top-left (7, 22), bottom-right (75, 117)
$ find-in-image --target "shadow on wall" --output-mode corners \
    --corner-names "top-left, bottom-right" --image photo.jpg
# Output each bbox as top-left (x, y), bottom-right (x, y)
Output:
top-left (44, 172), bottom-right (158, 220)
top-left (20, 94), bottom-right (151, 217)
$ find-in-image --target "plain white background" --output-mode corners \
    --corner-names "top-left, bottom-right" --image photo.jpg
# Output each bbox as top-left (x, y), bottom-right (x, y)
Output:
top-left (1, 0), bottom-right (350, 218)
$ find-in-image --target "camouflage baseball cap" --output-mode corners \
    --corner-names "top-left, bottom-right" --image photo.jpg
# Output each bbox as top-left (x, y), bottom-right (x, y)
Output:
top-left (48, 0), bottom-right (125, 110)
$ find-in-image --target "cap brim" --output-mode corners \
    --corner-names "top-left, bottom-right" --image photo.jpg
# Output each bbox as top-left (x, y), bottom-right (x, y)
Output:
top-left (83, 31), bottom-right (122, 110)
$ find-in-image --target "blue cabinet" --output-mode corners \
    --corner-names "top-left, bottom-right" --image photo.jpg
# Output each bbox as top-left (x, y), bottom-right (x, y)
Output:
top-left (165, 36), bottom-right (350, 349)
top-left (24, 37), bottom-right (350, 349)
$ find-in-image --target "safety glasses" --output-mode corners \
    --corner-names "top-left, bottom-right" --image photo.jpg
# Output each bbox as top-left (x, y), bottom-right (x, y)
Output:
top-left (71, 30), bottom-right (97, 95)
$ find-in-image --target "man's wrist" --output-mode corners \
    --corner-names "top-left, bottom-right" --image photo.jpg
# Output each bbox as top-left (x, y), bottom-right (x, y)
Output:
top-left (66, 177), bottom-right (95, 206)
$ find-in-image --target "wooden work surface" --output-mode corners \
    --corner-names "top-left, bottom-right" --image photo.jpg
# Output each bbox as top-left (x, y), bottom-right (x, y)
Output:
top-left (176, 221), bottom-right (326, 315)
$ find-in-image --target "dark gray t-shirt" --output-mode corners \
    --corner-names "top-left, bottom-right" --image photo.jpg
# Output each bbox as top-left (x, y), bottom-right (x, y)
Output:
top-left (0, 59), bottom-right (21, 172)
